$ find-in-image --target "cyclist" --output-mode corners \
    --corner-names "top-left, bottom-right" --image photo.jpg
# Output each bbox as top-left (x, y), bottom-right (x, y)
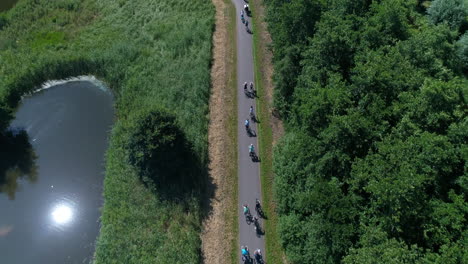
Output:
top-left (241, 246), bottom-right (250, 261)
top-left (255, 199), bottom-right (261, 213)
top-left (243, 204), bottom-right (250, 215)
top-left (254, 249), bottom-right (263, 263)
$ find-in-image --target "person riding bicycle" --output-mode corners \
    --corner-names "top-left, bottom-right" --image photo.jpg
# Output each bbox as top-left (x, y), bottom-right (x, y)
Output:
top-left (255, 198), bottom-right (261, 212)
top-left (244, 82), bottom-right (248, 91)
top-left (245, 119), bottom-right (250, 130)
top-left (243, 204), bottom-right (250, 215)
top-left (241, 246), bottom-right (250, 261)
top-left (250, 82), bottom-right (254, 90)
top-left (249, 144), bottom-right (255, 156)
top-left (249, 105), bottom-right (254, 115)
top-left (254, 249), bottom-right (263, 262)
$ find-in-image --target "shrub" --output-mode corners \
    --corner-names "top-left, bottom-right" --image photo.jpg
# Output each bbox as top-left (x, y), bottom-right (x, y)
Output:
top-left (126, 109), bottom-right (201, 197)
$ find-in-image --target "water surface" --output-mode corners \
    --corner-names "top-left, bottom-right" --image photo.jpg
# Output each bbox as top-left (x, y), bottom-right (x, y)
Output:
top-left (0, 80), bottom-right (114, 264)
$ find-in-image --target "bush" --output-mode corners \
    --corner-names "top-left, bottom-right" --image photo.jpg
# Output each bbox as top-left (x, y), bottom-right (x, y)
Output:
top-left (126, 109), bottom-right (201, 197)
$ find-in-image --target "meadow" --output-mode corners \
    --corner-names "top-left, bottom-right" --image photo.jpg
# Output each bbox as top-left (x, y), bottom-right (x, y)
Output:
top-left (0, 0), bottom-right (215, 262)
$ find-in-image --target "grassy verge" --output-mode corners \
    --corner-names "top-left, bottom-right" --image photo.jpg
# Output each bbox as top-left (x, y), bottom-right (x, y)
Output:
top-left (0, 0), bottom-right (215, 263)
top-left (249, 1), bottom-right (285, 263)
top-left (224, 0), bottom-right (239, 262)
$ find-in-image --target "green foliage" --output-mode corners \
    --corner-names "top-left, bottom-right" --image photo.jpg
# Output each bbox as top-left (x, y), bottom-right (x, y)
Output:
top-left (291, 75), bottom-right (352, 135)
top-left (350, 133), bottom-right (460, 241)
top-left (0, 14), bottom-right (8, 30)
top-left (125, 109), bottom-right (202, 197)
top-left (343, 226), bottom-right (423, 264)
top-left (0, 0), bottom-right (214, 263)
top-left (30, 31), bottom-right (66, 49)
top-left (265, 0), bottom-right (468, 263)
top-left (301, 12), bottom-right (360, 83)
top-left (362, 0), bottom-right (414, 48)
top-left (457, 32), bottom-right (468, 71)
top-left (427, 0), bottom-right (468, 30)
top-left (394, 78), bottom-right (467, 134)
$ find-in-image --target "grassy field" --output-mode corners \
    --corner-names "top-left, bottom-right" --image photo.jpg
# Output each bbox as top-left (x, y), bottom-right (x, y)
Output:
top-left (249, 1), bottom-right (285, 263)
top-left (224, 1), bottom-right (239, 262)
top-left (0, 0), bottom-right (215, 263)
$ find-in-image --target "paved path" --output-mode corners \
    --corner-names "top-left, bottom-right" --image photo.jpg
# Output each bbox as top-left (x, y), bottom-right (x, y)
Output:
top-left (233, 0), bottom-right (265, 262)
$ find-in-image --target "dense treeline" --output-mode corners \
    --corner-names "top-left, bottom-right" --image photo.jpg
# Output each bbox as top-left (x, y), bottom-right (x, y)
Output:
top-left (265, 0), bottom-right (467, 263)
top-left (0, 0), bottom-right (214, 263)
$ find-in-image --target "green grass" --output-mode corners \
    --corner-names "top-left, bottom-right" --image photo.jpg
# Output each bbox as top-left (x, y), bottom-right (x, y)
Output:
top-left (0, 0), bottom-right (215, 263)
top-left (249, 1), bottom-right (286, 263)
top-left (224, 0), bottom-right (240, 263)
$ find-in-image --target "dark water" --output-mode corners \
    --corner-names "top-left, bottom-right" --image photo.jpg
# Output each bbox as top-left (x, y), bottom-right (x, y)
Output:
top-left (0, 0), bottom-right (18, 12)
top-left (0, 81), bottom-right (114, 264)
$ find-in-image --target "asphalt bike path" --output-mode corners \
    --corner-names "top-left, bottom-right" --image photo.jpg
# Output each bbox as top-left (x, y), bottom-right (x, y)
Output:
top-left (233, 0), bottom-right (266, 262)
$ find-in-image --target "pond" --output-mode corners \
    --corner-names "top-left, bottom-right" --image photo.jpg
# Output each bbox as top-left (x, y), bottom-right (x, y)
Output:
top-left (0, 0), bottom-right (18, 12)
top-left (0, 80), bottom-right (114, 263)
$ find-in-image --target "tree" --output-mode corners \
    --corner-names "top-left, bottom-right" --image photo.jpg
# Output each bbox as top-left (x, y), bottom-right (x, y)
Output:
top-left (423, 191), bottom-right (467, 249)
top-left (456, 32), bottom-right (468, 72)
top-left (427, 0), bottom-right (468, 30)
top-left (291, 75), bottom-right (351, 135)
top-left (350, 133), bottom-right (461, 244)
top-left (125, 109), bottom-right (200, 197)
top-left (397, 23), bottom-right (458, 77)
top-left (273, 45), bottom-right (302, 115)
top-left (361, 0), bottom-right (414, 48)
top-left (351, 47), bottom-right (424, 104)
top-left (343, 225), bottom-right (423, 264)
top-left (394, 78), bottom-right (467, 134)
top-left (301, 11), bottom-right (361, 83)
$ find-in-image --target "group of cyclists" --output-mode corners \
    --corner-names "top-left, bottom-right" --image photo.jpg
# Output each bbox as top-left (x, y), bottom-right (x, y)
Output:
top-left (241, 246), bottom-right (263, 264)
top-left (244, 81), bottom-right (257, 157)
top-left (241, 199), bottom-right (265, 263)
top-left (240, 2), bottom-right (263, 263)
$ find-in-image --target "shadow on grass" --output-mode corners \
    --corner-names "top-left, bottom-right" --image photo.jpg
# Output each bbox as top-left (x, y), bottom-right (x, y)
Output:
top-left (124, 109), bottom-right (218, 263)
top-left (126, 109), bottom-right (216, 210)
top-left (0, 129), bottom-right (38, 200)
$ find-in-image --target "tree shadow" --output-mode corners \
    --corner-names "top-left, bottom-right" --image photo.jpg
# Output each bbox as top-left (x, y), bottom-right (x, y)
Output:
top-left (126, 110), bottom-right (216, 209)
top-left (125, 110), bottom-right (217, 264)
top-left (0, 129), bottom-right (38, 200)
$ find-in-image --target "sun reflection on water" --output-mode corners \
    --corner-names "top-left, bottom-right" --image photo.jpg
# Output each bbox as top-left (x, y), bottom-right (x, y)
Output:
top-left (51, 203), bottom-right (73, 225)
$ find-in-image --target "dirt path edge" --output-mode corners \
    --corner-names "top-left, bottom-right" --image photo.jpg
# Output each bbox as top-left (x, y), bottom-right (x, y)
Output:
top-left (201, 0), bottom-right (237, 263)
